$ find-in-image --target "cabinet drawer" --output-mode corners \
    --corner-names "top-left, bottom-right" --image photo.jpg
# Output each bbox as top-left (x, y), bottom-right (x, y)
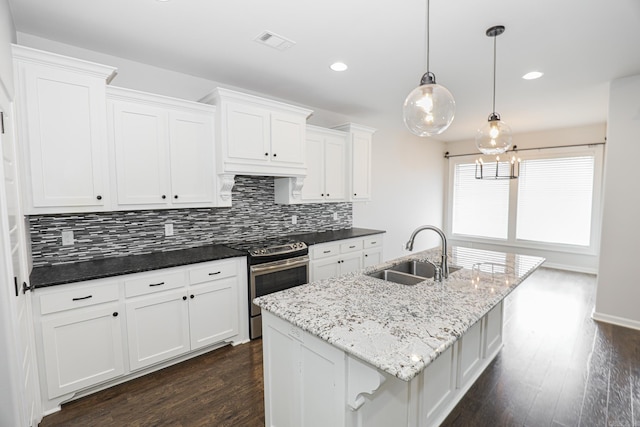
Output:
top-left (189, 260), bottom-right (237, 285)
top-left (340, 239), bottom-right (363, 254)
top-left (40, 282), bottom-right (119, 315)
top-left (363, 236), bottom-right (382, 248)
top-left (124, 271), bottom-right (185, 298)
top-left (310, 243), bottom-right (340, 260)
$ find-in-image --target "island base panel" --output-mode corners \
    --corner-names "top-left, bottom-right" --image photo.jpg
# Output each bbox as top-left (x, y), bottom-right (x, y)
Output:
top-left (262, 302), bottom-right (504, 427)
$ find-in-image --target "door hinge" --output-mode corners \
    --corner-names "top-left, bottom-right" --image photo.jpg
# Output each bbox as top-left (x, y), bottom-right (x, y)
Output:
top-left (22, 281), bottom-right (34, 294)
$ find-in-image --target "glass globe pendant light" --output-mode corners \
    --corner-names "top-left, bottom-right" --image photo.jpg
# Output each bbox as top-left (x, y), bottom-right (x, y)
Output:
top-left (403, 0), bottom-right (455, 137)
top-left (476, 25), bottom-right (512, 155)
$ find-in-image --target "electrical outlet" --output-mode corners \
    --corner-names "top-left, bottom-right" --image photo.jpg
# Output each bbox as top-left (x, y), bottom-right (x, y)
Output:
top-left (291, 215), bottom-right (297, 225)
top-left (165, 223), bottom-right (174, 236)
top-left (333, 212), bottom-right (338, 221)
top-left (61, 230), bottom-right (74, 246)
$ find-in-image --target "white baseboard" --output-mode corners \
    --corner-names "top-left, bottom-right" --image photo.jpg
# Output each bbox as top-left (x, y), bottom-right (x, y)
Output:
top-left (591, 310), bottom-right (640, 331)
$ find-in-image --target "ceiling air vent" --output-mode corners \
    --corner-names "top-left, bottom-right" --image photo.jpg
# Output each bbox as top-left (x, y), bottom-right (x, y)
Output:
top-left (254, 31), bottom-right (296, 51)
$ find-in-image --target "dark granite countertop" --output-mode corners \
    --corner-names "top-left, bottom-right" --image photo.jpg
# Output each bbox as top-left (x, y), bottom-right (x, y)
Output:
top-left (30, 245), bottom-right (246, 289)
top-left (289, 227), bottom-right (385, 245)
top-left (30, 228), bottom-right (386, 289)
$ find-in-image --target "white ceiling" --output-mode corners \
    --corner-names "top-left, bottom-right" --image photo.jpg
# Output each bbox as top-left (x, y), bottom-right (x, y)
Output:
top-left (7, 0), bottom-right (640, 141)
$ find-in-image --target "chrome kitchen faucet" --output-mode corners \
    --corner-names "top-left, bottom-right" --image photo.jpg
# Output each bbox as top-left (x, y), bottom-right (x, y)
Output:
top-left (405, 225), bottom-right (449, 281)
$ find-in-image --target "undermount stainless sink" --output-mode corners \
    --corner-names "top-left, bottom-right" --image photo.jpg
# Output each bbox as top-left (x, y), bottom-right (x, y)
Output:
top-left (366, 269), bottom-right (427, 286)
top-left (366, 260), bottom-right (462, 285)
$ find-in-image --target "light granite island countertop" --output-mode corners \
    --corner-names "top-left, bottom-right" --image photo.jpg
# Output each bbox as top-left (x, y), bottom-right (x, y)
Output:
top-left (255, 245), bottom-right (545, 427)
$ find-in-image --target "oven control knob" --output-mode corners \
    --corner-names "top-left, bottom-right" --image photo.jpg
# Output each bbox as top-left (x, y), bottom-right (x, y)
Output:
top-left (260, 249), bottom-right (267, 254)
top-left (252, 250), bottom-right (259, 255)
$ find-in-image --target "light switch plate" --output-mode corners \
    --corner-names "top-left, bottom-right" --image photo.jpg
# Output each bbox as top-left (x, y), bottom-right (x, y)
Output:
top-left (291, 215), bottom-right (297, 225)
top-left (61, 230), bottom-right (74, 246)
top-left (165, 223), bottom-right (174, 236)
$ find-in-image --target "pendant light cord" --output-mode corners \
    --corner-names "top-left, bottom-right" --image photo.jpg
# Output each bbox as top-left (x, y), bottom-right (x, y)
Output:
top-left (492, 33), bottom-right (497, 114)
top-left (425, 0), bottom-right (430, 72)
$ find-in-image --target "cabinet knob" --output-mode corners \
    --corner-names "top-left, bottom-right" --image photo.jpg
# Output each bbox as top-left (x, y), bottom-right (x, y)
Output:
top-left (273, 153), bottom-right (277, 157)
top-left (113, 312), bottom-right (118, 317)
top-left (327, 193), bottom-right (330, 197)
top-left (174, 195), bottom-right (178, 199)
top-left (265, 152), bottom-right (269, 156)
top-left (365, 254), bottom-right (368, 257)
top-left (321, 193), bottom-right (324, 197)
top-left (182, 296), bottom-right (187, 301)
top-left (354, 193), bottom-right (357, 196)
top-left (162, 195), bottom-right (166, 199)
top-left (190, 294), bottom-right (195, 299)
top-left (96, 195), bottom-right (102, 200)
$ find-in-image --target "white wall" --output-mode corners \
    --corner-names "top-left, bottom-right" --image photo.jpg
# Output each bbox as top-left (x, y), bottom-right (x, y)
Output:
top-left (594, 74), bottom-right (640, 330)
top-left (443, 123), bottom-right (606, 273)
top-left (353, 127), bottom-right (446, 261)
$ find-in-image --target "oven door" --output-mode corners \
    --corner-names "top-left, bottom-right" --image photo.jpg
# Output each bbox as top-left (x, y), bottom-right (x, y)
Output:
top-left (249, 255), bottom-right (309, 339)
top-left (249, 255), bottom-right (309, 318)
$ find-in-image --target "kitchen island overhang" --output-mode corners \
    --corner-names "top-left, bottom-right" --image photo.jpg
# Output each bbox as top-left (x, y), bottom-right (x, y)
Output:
top-left (255, 246), bottom-right (545, 427)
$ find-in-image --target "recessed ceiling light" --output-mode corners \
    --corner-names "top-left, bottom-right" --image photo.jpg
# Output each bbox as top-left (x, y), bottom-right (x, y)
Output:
top-left (330, 62), bottom-right (348, 72)
top-left (522, 71), bottom-right (544, 80)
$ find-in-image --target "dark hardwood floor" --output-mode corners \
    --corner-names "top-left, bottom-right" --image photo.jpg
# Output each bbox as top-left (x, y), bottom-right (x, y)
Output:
top-left (39, 268), bottom-right (639, 427)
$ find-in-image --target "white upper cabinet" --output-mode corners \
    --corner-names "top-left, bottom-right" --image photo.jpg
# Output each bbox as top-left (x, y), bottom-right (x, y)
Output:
top-left (275, 126), bottom-right (347, 204)
top-left (201, 88), bottom-right (312, 179)
top-left (332, 123), bottom-right (376, 202)
top-left (107, 87), bottom-right (219, 210)
top-left (12, 45), bottom-right (117, 214)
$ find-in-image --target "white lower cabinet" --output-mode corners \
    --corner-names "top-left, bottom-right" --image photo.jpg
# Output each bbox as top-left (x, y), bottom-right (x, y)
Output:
top-left (188, 278), bottom-right (239, 350)
top-left (126, 288), bottom-right (191, 371)
top-left (41, 301), bottom-right (124, 399)
top-left (33, 257), bottom-right (248, 413)
top-left (310, 234), bottom-right (384, 281)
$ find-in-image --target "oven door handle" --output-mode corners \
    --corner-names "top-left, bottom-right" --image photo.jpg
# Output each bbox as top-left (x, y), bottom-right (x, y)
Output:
top-left (250, 256), bottom-right (309, 275)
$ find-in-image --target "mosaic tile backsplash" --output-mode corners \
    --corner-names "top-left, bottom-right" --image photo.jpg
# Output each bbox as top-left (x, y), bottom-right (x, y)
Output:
top-left (29, 176), bottom-right (353, 266)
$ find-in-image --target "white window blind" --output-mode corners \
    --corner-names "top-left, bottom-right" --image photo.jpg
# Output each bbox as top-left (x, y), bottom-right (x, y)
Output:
top-left (516, 156), bottom-right (595, 246)
top-left (451, 163), bottom-right (510, 239)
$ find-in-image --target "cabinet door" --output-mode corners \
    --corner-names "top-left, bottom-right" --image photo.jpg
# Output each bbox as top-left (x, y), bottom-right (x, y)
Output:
top-left (339, 252), bottom-right (362, 276)
top-left (363, 249), bottom-right (383, 268)
top-left (188, 278), bottom-right (239, 350)
top-left (457, 320), bottom-right (483, 388)
top-left (225, 102), bottom-right (270, 162)
top-left (270, 112), bottom-right (306, 166)
top-left (168, 110), bottom-right (215, 204)
top-left (22, 64), bottom-right (108, 209)
top-left (323, 134), bottom-right (347, 201)
top-left (300, 132), bottom-right (325, 202)
top-left (311, 256), bottom-right (340, 282)
top-left (111, 100), bottom-right (170, 206)
top-left (126, 289), bottom-right (190, 371)
top-left (351, 132), bottom-right (372, 201)
top-left (41, 303), bottom-right (124, 398)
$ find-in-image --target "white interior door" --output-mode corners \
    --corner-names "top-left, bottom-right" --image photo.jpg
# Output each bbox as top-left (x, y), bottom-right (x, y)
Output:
top-left (0, 101), bottom-right (40, 426)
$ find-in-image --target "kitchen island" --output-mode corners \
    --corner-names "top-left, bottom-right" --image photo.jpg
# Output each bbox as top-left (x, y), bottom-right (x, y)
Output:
top-left (254, 246), bottom-right (545, 427)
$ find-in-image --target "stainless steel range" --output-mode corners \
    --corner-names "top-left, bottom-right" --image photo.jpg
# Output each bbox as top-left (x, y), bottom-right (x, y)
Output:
top-left (226, 238), bottom-right (309, 339)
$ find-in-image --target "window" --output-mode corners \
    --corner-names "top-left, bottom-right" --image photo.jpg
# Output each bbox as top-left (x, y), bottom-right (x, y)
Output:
top-left (451, 163), bottom-right (509, 239)
top-left (447, 146), bottom-right (602, 254)
top-left (516, 156), bottom-right (594, 246)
